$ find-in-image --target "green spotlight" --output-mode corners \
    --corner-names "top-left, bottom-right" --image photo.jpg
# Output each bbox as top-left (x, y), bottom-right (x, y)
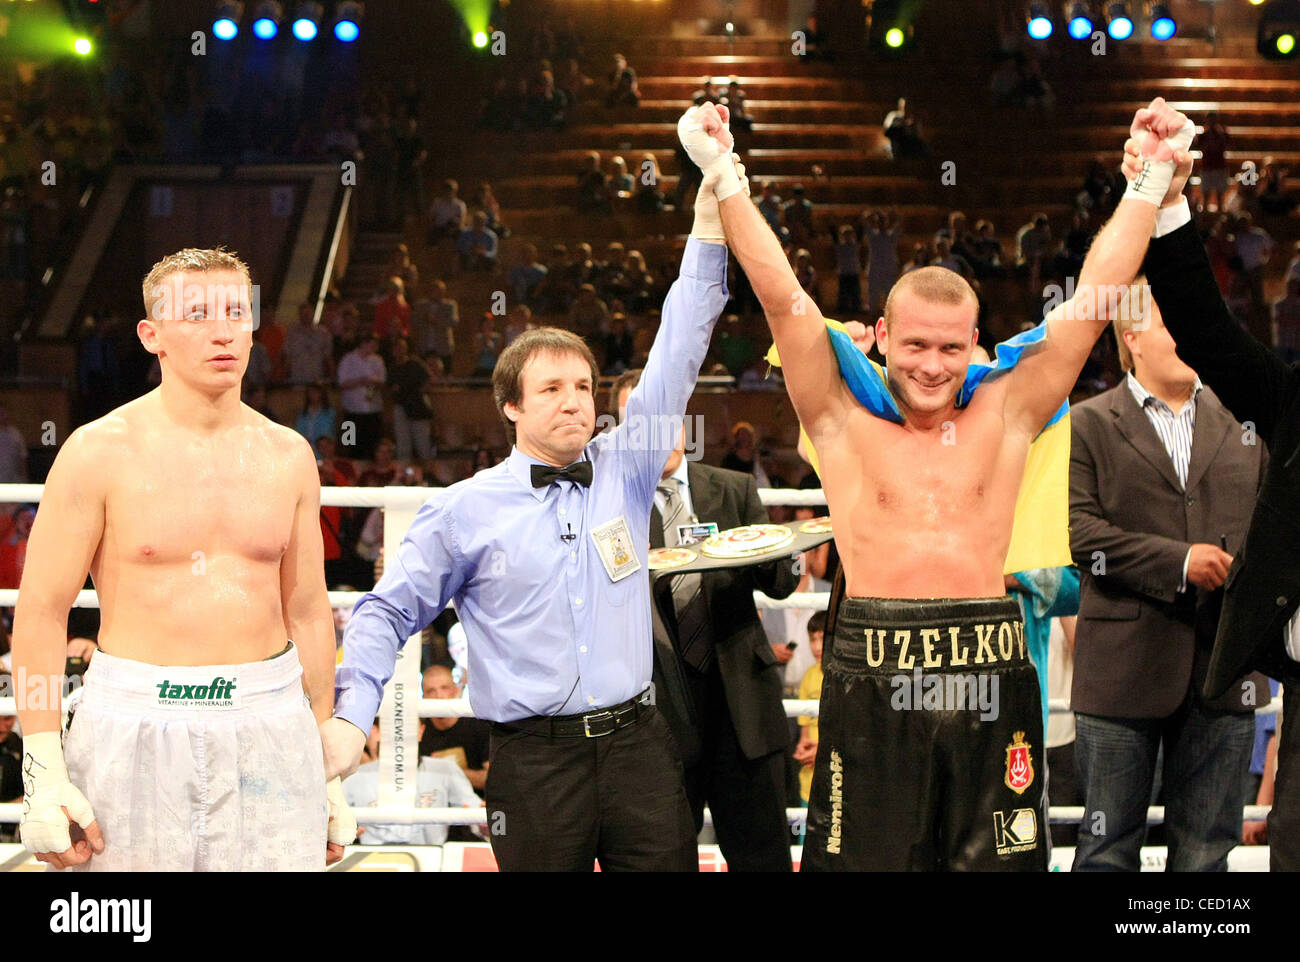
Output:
top-left (472, 30), bottom-right (488, 47)
top-left (1279, 32), bottom-right (1296, 55)
top-left (884, 27), bottom-right (905, 47)
top-left (73, 37), bottom-right (93, 56)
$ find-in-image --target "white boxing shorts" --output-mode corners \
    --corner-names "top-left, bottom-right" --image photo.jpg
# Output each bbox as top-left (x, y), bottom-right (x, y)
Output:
top-left (63, 642), bottom-right (328, 871)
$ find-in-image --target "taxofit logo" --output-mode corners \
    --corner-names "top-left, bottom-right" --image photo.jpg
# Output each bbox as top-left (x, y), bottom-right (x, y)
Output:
top-left (155, 676), bottom-right (238, 707)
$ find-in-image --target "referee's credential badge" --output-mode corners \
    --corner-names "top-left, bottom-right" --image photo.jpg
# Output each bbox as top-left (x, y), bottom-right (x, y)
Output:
top-left (591, 516), bottom-right (642, 582)
top-left (1004, 731), bottom-right (1034, 795)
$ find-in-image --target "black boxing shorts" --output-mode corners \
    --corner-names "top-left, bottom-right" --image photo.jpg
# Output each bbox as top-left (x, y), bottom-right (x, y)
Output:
top-left (802, 595), bottom-right (1047, 872)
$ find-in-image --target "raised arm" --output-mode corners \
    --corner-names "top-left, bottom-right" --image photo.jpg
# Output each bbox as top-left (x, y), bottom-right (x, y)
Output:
top-left (1005, 99), bottom-right (1193, 436)
top-left (1120, 141), bottom-right (1294, 444)
top-left (613, 108), bottom-right (737, 495)
top-left (716, 154), bottom-right (850, 442)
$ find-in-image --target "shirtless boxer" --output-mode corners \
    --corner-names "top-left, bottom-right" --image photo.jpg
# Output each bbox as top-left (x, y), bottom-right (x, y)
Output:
top-left (13, 248), bottom-right (355, 870)
top-left (679, 98), bottom-right (1195, 869)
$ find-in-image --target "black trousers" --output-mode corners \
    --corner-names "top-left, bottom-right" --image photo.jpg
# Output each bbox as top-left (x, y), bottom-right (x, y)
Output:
top-left (1270, 682), bottom-right (1300, 871)
top-left (682, 661), bottom-right (792, 871)
top-left (803, 596), bottom-right (1048, 872)
top-left (485, 706), bottom-right (697, 871)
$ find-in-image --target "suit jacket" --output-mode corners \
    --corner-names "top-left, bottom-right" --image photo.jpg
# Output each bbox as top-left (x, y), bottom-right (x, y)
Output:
top-left (648, 462), bottom-right (797, 761)
top-left (1069, 381), bottom-right (1267, 717)
top-left (1145, 219), bottom-right (1300, 696)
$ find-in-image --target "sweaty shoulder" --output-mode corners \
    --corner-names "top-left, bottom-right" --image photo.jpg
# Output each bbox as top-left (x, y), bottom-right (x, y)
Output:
top-left (59, 403), bottom-right (140, 472)
top-left (261, 417), bottom-right (316, 466)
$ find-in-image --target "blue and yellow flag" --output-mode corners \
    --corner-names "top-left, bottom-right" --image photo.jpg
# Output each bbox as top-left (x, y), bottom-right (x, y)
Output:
top-left (765, 318), bottom-right (1072, 574)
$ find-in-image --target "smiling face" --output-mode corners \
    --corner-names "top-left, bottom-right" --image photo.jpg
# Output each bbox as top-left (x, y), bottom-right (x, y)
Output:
top-left (505, 349), bottom-right (596, 465)
top-left (876, 274), bottom-right (978, 420)
top-left (137, 268), bottom-right (253, 395)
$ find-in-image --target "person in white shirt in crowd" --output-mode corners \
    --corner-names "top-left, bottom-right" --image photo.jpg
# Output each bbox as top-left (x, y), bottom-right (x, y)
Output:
top-left (428, 179), bottom-right (468, 246)
top-left (336, 333), bottom-right (386, 460)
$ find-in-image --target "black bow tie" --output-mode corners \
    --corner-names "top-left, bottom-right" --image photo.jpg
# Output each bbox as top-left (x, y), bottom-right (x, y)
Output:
top-left (531, 461), bottom-right (593, 488)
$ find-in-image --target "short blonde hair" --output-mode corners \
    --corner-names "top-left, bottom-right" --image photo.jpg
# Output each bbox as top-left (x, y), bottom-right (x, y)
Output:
top-left (142, 247), bottom-right (251, 320)
top-left (883, 266), bottom-right (978, 330)
top-left (1110, 276), bottom-right (1150, 373)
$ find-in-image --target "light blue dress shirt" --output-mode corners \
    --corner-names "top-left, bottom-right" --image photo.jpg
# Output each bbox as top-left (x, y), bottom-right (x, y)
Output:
top-left (335, 238), bottom-right (728, 726)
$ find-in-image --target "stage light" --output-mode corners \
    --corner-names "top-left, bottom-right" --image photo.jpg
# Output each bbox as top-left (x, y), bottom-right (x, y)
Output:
top-left (1149, 3), bottom-right (1176, 40)
top-left (472, 30), bottom-right (488, 48)
top-left (333, 1), bottom-right (362, 42)
top-left (1027, 3), bottom-right (1053, 39)
top-left (251, 0), bottom-right (280, 39)
top-left (291, 1), bottom-right (321, 41)
top-left (1066, 2), bottom-right (1093, 39)
top-left (1257, 0), bottom-right (1300, 58)
top-left (1106, 2), bottom-right (1133, 39)
top-left (725, 20), bottom-right (735, 33)
top-left (870, 0), bottom-right (912, 52)
top-left (73, 36), bottom-right (92, 55)
top-left (212, 1), bottom-right (242, 40)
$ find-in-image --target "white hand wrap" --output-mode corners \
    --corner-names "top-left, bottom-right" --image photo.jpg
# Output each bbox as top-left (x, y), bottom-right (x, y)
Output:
top-left (326, 776), bottom-right (357, 847)
top-left (677, 108), bottom-right (743, 203)
top-left (692, 157), bottom-right (749, 241)
top-left (19, 731), bottom-right (97, 856)
top-left (1123, 118), bottom-right (1196, 207)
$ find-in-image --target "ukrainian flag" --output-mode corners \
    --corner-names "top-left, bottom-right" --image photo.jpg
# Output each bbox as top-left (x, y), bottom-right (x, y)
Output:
top-left (765, 318), bottom-right (1072, 574)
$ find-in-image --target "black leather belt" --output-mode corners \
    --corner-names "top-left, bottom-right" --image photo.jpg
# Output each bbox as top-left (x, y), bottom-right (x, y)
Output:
top-left (494, 689), bottom-right (654, 739)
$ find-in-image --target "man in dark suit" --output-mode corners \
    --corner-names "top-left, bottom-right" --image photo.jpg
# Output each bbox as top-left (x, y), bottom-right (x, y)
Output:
top-left (1120, 129), bottom-right (1300, 869)
top-left (611, 370), bottom-right (798, 871)
top-left (1069, 275), bottom-right (1267, 871)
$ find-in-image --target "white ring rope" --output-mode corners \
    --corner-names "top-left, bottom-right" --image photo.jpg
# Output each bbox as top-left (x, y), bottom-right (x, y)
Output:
top-left (0, 480), bottom-right (1280, 838)
top-left (0, 478), bottom-right (1283, 719)
top-left (0, 802), bottom-right (1274, 827)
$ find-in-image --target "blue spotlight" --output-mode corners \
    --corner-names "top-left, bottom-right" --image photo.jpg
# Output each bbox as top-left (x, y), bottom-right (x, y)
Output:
top-left (1149, 4), bottom-right (1176, 40)
top-left (1106, 3), bottom-right (1134, 40)
top-left (334, 3), bottom-right (363, 42)
top-left (251, 1), bottom-right (280, 39)
top-left (1027, 3), bottom-right (1053, 40)
top-left (213, 0), bottom-right (242, 39)
top-left (291, 2), bottom-right (321, 40)
top-left (1067, 2), bottom-right (1093, 39)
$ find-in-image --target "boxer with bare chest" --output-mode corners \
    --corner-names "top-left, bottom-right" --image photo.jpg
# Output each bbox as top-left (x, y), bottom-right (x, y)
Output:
top-left (13, 249), bottom-right (354, 870)
top-left (678, 98), bottom-right (1195, 869)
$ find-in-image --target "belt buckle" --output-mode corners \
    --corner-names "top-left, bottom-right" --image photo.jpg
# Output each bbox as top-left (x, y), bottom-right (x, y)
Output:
top-left (583, 710), bottom-right (615, 738)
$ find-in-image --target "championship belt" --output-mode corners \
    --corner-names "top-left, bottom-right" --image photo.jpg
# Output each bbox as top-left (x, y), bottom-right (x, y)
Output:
top-left (649, 519), bottom-right (834, 578)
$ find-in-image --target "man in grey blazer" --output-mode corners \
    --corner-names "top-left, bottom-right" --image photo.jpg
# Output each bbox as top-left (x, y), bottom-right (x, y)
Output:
top-left (1068, 283), bottom-right (1267, 871)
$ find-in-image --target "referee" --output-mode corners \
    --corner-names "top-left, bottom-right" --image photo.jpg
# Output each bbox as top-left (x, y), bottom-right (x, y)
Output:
top-left (321, 118), bottom-right (746, 870)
